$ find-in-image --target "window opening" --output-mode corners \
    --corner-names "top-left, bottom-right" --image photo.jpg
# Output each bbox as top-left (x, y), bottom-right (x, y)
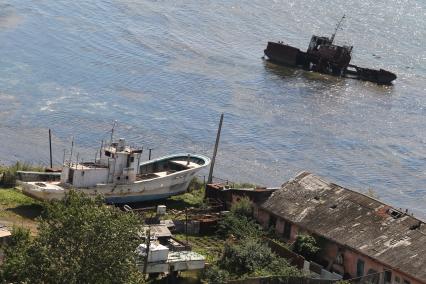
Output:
top-left (384, 270), bottom-right (392, 284)
top-left (283, 221), bottom-right (291, 239)
top-left (269, 215), bottom-right (277, 229)
top-left (356, 259), bottom-right (364, 277)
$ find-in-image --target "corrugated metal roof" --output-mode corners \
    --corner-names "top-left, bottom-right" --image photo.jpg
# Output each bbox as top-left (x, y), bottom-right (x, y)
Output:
top-left (261, 172), bottom-right (426, 282)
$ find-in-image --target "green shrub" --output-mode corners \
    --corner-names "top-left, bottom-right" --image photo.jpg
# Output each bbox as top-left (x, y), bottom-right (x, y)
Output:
top-left (0, 162), bottom-right (45, 187)
top-left (217, 212), bottom-right (264, 240)
top-left (230, 196), bottom-right (253, 218)
top-left (202, 237), bottom-right (302, 282)
top-left (0, 226), bottom-right (32, 282)
top-left (188, 177), bottom-right (204, 192)
top-left (293, 234), bottom-right (320, 260)
top-left (203, 265), bottom-right (230, 284)
top-left (231, 182), bottom-right (256, 189)
top-left (222, 238), bottom-right (301, 278)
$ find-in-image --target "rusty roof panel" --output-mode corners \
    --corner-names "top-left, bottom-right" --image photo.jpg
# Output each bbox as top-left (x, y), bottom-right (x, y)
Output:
top-left (261, 172), bottom-right (426, 282)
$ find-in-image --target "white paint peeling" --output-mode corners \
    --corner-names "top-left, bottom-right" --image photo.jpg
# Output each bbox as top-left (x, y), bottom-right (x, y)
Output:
top-left (384, 236), bottom-right (412, 248)
top-left (359, 245), bottom-right (368, 250)
top-left (295, 207), bottom-right (310, 222)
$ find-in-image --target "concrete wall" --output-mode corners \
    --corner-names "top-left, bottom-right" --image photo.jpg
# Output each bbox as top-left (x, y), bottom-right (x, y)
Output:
top-left (16, 171), bottom-right (60, 182)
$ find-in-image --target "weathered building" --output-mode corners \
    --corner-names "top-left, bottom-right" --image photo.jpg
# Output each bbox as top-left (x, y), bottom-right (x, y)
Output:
top-left (256, 172), bottom-right (426, 284)
top-left (205, 183), bottom-right (277, 210)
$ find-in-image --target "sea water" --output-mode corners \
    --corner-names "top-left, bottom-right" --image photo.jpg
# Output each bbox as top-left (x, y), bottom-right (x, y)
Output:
top-left (0, 0), bottom-right (424, 217)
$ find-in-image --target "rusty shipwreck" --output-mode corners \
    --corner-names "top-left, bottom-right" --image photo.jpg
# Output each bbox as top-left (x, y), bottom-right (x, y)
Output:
top-left (264, 16), bottom-right (397, 85)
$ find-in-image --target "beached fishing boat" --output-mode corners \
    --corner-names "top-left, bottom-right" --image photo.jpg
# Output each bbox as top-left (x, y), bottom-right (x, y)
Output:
top-left (21, 138), bottom-right (210, 203)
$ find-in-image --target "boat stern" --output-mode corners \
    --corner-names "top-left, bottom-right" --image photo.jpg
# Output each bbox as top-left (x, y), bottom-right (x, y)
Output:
top-left (19, 181), bottom-right (66, 201)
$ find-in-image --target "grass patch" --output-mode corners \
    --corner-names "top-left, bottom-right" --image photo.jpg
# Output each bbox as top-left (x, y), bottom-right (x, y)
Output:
top-left (168, 191), bottom-right (204, 208)
top-left (0, 188), bottom-right (36, 207)
top-left (0, 187), bottom-right (42, 232)
top-left (166, 178), bottom-right (206, 210)
top-left (230, 182), bottom-right (257, 189)
top-left (174, 234), bottom-right (224, 264)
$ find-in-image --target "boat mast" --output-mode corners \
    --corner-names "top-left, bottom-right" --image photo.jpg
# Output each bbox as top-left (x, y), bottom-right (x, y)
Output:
top-left (70, 136), bottom-right (74, 166)
top-left (110, 120), bottom-right (117, 143)
top-left (330, 14), bottom-right (345, 44)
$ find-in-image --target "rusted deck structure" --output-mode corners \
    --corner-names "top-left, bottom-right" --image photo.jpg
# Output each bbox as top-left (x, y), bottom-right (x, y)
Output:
top-left (264, 17), bottom-right (397, 85)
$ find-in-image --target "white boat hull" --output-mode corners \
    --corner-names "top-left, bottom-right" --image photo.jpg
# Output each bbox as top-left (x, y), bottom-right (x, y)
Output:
top-left (21, 153), bottom-right (210, 203)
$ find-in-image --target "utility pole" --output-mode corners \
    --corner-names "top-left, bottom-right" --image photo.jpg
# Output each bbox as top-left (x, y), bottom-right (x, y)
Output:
top-left (207, 113), bottom-right (224, 184)
top-left (48, 129), bottom-right (53, 168)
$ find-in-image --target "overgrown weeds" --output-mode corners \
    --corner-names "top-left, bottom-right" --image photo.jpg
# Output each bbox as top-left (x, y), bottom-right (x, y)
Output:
top-left (203, 197), bottom-right (302, 283)
top-left (168, 177), bottom-right (206, 209)
top-left (0, 162), bottom-right (45, 187)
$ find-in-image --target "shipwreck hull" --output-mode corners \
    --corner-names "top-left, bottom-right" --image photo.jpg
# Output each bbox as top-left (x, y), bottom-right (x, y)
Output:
top-left (264, 41), bottom-right (396, 85)
top-left (264, 42), bottom-right (307, 67)
top-left (345, 65), bottom-right (397, 85)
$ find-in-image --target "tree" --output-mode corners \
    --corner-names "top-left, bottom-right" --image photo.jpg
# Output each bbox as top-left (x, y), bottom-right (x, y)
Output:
top-left (0, 191), bottom-right (145, 284)
top-left (293, 234), bottom-right (320, 260)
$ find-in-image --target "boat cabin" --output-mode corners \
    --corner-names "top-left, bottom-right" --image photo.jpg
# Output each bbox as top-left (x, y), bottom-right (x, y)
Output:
top-left (61, 138), bottom-right (142, 187)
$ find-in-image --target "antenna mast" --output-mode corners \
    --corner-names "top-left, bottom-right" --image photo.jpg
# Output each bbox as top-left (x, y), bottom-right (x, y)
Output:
top-left (110, 120), bottom-right (117, 143)
top-left (70, 136), bottom-right (74, 166)
top-left (330, 14), bottom-right (345, 43)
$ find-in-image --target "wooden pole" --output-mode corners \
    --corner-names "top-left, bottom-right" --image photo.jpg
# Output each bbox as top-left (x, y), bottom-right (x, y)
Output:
top-left (49, 129), bottom-right (53, 168)
top-left (143, 228), bottom-right (150, 276)
top-left (99, 140), bottom-right (104, 160)
top-left (70, 136), bottom-right (74, 165)
top-left (185, 207), bottom-right (188, 245)
top-left (148, 148), bottom-right (152, 160)
top-left (207, 113), bottom-right (223, 184)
